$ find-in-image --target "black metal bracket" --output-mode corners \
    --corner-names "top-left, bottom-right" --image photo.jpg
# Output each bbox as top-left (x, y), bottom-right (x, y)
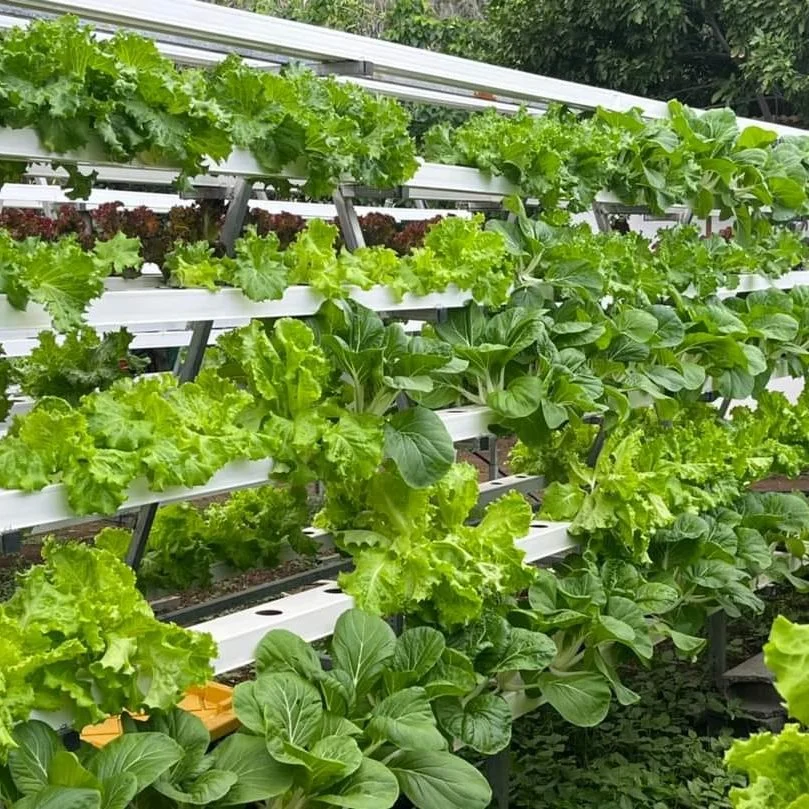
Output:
top-left (486, 745), bottom-right (511, 809)
top-left (124, 178), bottom-right (254, 572)
top-left (0, 530), bottom-right (23, 554)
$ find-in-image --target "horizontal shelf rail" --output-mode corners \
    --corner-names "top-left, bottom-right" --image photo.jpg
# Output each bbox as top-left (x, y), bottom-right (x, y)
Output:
top-left (194, 519), bottom-right (573, 674)
top-left (0, 405), bottom-right (494, 533)
top-left (0, 182), bottom-right (472, 222)
top-left (0, 277), bottom-right (476, 332)
top-left (4, 0), bottom-right (807, 137)
top-left (4, 267), bottom-right (806, 342)
top-left (0, 459), bottom-right (274, 534)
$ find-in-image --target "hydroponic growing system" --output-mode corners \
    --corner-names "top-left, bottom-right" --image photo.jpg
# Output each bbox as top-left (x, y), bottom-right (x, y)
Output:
top-left (2, 1), bottom-right (809, 807)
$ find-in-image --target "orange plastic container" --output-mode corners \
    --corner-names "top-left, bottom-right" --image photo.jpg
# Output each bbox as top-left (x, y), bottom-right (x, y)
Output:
top-left (80, 682), bottom-right (239, 747)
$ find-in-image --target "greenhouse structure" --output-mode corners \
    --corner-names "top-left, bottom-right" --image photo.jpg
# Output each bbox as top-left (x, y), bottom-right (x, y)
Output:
top-left (1, 1), bottom-right (809, 807)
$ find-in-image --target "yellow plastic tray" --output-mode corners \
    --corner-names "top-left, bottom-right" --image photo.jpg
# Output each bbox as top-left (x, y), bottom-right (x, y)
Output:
top-left (81, 682), bottom-right (239, 747)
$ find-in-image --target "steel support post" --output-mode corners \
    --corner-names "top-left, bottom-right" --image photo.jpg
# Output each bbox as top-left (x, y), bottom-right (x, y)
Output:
top-left (591, 202), bottom-right (612, 233)
top-left (0, 530), bottom-right (23, 554)
top-left (708, 611), bottom-right (728, 691)
top-left (586, 420), bottom-right (606, 468)
top-left (126, 179), bottom-right (253, 571)
top-left (488, 435), bottom-right (499, 481)
top-left (333, 187), bottom-right (366, 250)
top-left (486, 746), bottom-right (511, 809)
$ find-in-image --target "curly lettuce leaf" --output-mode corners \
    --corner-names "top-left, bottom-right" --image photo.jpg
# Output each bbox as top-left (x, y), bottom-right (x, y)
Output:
top-left (0, 542), bottom-right (215, 740)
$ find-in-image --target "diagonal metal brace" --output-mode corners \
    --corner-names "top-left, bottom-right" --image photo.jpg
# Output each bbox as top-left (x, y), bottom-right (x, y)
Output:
top-left (126, 179), bottom-right (253, 570)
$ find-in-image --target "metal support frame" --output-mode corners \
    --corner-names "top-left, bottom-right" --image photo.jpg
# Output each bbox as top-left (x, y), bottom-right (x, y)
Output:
top-left (486, 746), bottom-right (511, 809)
top-left (125, 179), bottom-right (253, 570)
top-left (488, 436), bottom-right (499, 481)
top-left (333, 186), bottom-right (366, 250)
top-left (0, 530), bottom-right (22, 554)
top-left (161, 556), bottom-right (352, 626)
top-left (591, 202), bottom-right (612, 234)
top-left (317, 59), bottom-right (374, 78)
top-left (586, 420), bottom-right (606, 468)
top-left (708, 611), bottom-right (728, 691)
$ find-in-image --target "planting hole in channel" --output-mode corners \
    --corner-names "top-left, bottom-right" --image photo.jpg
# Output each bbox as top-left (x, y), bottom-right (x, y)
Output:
top-left (324, 587), bottom-right (343, 594)
top-left (530, 522), bottom-right (548, 529)
top-left (256, 609), bottom-right (283, 616)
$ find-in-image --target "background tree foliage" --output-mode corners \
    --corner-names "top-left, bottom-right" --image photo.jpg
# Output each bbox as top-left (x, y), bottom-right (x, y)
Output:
top-left (218, 0), bottom-right (493, 55)
top-left (488, 0), bottom-right (809, 123)
top-left (216, 0), bottom-right (809, 125)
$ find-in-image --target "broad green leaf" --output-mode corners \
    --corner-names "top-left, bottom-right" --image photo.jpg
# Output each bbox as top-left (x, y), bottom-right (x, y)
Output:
top-left (255, 629), bottom-right (323, 679)
top-left (737, 126), bottom-right (777, 150)
top-left (748, 313), bottom-right (799, 342)
top-left (594, 615), bottom-right (635, 644)
top-left (99, 772), bottom-right (137, 809)
top-left (87, 733), bottom-right (183, 793)
top-left (315, 669), bottom-right (356, 716)
top-left (718, 368), bottom-right (755, 400)
top-left (645, 366), bottom-right (685, 392)
top-left (538, 671), bottom-right (612, 726)
top-left (655, 624), bottom-right (706, 656)
top-left (309, 736), bottom-right (364, 787)
top-left (605, 596), bottom-right (654, 659)
top-left (387, 627), bottom-right (445, 691)
top-left (769, 176), bottom-right (805, 214)
top-left (9, 722), bottom-right (61, 796)
top-left (152, 770), bottom-right (237, 804)
top-left (48, 752), bottom-right (100, 791)
top-left (14, 786), bottom-right (101, 809)
top-left (422, 648), bottom-right (478, 699)
top-left (213, 735), bottom-right (293, 805)
top-left (131, 708), bottom-right (209, 785)
top-left (539, 482), bottom-right (586, 521)
top-left (434, 692), bottom-right (512, 755)
top-left (487, 377), bottom-right (542, 419)
top-left (479, 627), bottom-right (557, 674)
top-left (647, 305), bottom-right (685, 348)
top-left (367, 688), bottom-right (447, 751)
top-left (593, 651), bottom-right (641, 707)
top-left (680, 362), bottom-right (706, 390)
top-left (614, 308), bottom-right (658, 343)
top-left (541, 399), bottom-right (568, 429)
top-left (323, 713), bottom-right (365, 740)
top-left (279, 735), bottom-right (363, 788)
top-left (383, 406), bottom-right (455, 488)
top-left (244, 673), bottom-right (323, 751)
top-left (635, 582), bottom-right (680, 614)
top-left (316, 758), bottom-right (399, 809)
top-left (331, 610), bottom-right (396, 697)
top-left (388, 750), bottom-right (492, 809)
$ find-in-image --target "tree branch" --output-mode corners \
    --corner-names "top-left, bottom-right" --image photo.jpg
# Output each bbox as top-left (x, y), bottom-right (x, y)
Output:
top-left (704, 12), bottom-right (731, 54)
top-left (704, 10), bottom-right (773, 119)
